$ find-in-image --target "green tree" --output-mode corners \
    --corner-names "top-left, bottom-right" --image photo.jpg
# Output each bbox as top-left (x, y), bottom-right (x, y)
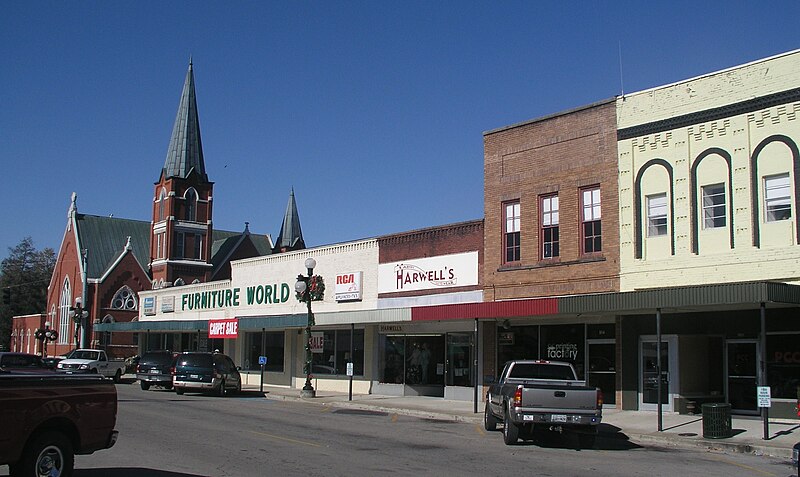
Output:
top-left (0, 237), bottom-right (56, 350)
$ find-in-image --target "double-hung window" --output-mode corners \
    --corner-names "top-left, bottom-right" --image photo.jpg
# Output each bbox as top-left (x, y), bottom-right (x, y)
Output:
top-left (582, 187), bottom-right (601, 253)
top-left (764, 174), bottom-right (791, 222)
top-left (541, 194), bottom-right (559, 259)
top-left (504, 201), bottom-right (521, 263)
top-left (702, 183), bottom-right (726, 229)
top-left (647, 193), bottom-right (668, 237)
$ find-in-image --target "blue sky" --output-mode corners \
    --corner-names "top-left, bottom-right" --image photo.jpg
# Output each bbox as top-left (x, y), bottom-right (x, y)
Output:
top-left (1, 1), bottom-right (799, 259)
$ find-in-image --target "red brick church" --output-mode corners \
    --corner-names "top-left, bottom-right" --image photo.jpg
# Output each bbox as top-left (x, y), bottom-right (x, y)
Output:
top-left (11, 63), bottom-right (305, 358)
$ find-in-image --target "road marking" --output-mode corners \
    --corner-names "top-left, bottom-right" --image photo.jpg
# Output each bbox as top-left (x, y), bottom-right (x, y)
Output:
top-left (707, 455), bottom-right (776, 476)
top-left (250, 430), bottom-right (322, 448)
top-left (474, 424), bottom-right (485, 436)
top-left (391, 414), bottom-right (399, 423)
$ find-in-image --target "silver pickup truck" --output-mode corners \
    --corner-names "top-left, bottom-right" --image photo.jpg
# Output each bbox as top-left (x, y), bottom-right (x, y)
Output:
top-left (485, 360), bottom-right (603, 447)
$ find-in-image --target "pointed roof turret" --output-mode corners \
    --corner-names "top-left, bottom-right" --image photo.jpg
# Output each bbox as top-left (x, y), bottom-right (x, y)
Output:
top-left (273, 188), bottom-right (305, 253)
top-left (162, 61), bottom-right (207, 181)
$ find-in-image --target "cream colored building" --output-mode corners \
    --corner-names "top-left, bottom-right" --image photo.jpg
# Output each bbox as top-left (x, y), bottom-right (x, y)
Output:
top-left (618, 50), bottom-right (800, 290)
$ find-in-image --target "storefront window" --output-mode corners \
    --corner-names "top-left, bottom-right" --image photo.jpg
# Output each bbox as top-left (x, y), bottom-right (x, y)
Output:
top-left (766, 333), bottom-right (800, 399)
top-left (244, 331), bottom-right (284, 372)
top-left (380, 336), bottom-right (405, 384)
top-left (497, 326), bottom-right (539, 376)
top-left (311, 329), bottom-right (364, 376)
top-left (540, 324), bottom-right (585, 378)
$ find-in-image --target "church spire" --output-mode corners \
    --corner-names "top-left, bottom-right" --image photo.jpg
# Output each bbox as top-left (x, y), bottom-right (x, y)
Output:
top-left (162, 61), bottom-right (207, 181)
top-left (273, 188), bottom-right (305, 253)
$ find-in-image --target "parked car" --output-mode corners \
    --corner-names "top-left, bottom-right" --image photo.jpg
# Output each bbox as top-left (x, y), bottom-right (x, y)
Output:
top-left (55, 349), bottom-right (127, 382)
top-left (0, 352), bottom-right (53, 373)
top-left (136, 351), bottom-right (177, 390)
top-left (485, 360), bottom-right (603, 447)
top-left (173, 352), bottom-right (242, 397)
top-left (0, 373), bottom-right (118, 476)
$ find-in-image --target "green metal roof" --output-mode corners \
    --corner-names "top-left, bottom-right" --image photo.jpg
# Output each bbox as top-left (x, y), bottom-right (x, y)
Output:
top-left (162, 62), bottom-right (207, 181)
top-left (559, 281), bottom-right (800, 315)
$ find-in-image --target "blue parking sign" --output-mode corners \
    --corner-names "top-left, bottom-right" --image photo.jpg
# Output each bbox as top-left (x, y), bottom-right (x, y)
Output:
top-left (258, 356), bottom-right (267, 365)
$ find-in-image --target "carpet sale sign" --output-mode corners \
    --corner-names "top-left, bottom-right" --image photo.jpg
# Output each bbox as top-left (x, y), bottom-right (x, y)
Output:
top-left (208, 318), bottom-right (239, 338)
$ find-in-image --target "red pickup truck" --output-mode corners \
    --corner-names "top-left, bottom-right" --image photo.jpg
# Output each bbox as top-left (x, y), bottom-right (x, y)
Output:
top-left (0, 372), bottom-right (118, 477)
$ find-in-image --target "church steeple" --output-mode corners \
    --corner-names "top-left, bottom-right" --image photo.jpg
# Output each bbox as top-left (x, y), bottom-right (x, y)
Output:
top-left (162, 61), bottom-right (207, 181)
top-left (149, 62), bottom-right (214, 288)
top-left (273, 188), bottom-right (305, 253)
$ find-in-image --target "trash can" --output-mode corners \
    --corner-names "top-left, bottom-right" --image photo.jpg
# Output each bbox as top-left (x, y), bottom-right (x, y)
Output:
top-left (701, 403), bottom-right (732, 439)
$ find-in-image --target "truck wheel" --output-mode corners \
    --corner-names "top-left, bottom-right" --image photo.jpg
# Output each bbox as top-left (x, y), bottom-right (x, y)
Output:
top-left (140, 381), bottom-right (151, 391)
top-left (484, 401), bottom-right (498, 431)
top-left (113, 369), bottom-right (122, 383)
top-left (15, 430), bottom-right (74, 477)
top-left (217, 380), bottom-right (226, 397)
top-left (503, 406), bottom-right (519, 445)
top-left (175, 387), bottom-right (184, 395)
top-left (578, 432), bottom-right (597, 449)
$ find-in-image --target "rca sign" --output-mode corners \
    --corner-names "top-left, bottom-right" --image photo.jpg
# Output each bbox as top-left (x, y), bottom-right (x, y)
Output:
top-left (335, 271), bottom-right (363, 302)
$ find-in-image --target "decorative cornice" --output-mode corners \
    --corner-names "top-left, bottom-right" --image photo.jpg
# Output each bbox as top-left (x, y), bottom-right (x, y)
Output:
top-left (618, 87), bottom-right (800, 140)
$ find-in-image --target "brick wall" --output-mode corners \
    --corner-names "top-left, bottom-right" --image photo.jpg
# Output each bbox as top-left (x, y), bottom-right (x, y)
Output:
top-left (483, 100), bottom-right (620, 300)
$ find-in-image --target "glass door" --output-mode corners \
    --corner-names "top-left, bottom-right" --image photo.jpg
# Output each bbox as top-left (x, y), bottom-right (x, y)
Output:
top-left (587, 341), bottom-right (615, 406)
top-left (446, 333), bottom-right (472, 387)
top-left (726, 340), bottom-right (759, 414)
top-left (639, 336), bottom-right (678, 411)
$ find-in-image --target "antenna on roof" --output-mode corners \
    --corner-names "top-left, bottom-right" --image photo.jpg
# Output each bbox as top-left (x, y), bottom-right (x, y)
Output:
top-left (618, 41), bottom-right (625, 98)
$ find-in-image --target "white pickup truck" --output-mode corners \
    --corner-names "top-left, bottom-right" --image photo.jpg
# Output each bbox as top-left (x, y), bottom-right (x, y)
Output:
top-left (55, 349), bottom-right (126, 382)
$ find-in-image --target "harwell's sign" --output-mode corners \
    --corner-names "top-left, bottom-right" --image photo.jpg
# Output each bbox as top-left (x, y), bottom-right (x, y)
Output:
top-left (377, 251), bottom-right (478, 294)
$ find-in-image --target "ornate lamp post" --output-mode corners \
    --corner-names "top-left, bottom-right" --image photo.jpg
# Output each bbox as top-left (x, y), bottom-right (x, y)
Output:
top-left (295, 257), bottom-right (324, 398)
top-left (34, 322), bottom-right (58, 357)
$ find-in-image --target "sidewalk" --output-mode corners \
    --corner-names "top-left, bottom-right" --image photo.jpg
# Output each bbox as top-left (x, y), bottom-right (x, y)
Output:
top-left (246, 382), bottom-right (800, 460)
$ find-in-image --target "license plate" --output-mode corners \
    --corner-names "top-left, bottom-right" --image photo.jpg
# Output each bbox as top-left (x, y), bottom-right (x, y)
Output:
top-left (523, 415), bottom-right (534, 421)
top-left (552, 414), bottom-right (567, 422)
top-left (190, 374), bottom-right (200, 379)
top-left (150, 369), bottom-right (160, 374)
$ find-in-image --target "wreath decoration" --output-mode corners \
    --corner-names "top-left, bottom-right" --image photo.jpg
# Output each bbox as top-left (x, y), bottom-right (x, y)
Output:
top-left (296, 275), bottom-right (325, 303)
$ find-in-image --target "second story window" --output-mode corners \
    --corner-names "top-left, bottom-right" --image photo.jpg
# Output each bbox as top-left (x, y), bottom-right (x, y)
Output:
top-left (764, 173), bottom-right (791, 222)
top-left (175, 232), bottom-right (185, 258)
top-left (541, 194), bottom-right (559, 259)
top-left (157, 188), bottom-right (167, 221)
top-left (702, 183), bottom-right (726, 229)
top-left (647, 193), bottom-right (668, 237)
top-left (504, 201), bottom-right (521, 263)
top-left (194, 233), bottom-right (202, 259)
top-left (582, 187), bottom-right (601, 253)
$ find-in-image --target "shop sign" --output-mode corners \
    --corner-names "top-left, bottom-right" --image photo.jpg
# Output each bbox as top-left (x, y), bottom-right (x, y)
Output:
top-left (143, 297), bottom-right (156, 316)
top-left (546, 343), bottom-right (578, 361)
top-left (378, 251), bottom-right (478, 294)
top-left (335, 271), bottom-right (363, 301)
top-left (208, 318), bottom-right (239, 338)
top-left (498, 331), bottom-right (514, 345)
top-left (310, 332), bottom-right (324, 353)
top-left (379, 325), bottom-right (403, 333)
top-left (161, 296), bottom-right (174, 313)
top-left (180, 282), bottom-right (291, 311)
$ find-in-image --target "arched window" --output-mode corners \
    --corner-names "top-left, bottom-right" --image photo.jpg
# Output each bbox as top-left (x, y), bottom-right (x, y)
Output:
top-left (157, 187), bottom-right (167, 221)
top-left (58, 278), bottom-right (71, 345)
top-left (185, 188), bottom-right (198, 221)
top-left (173, 278), bottom-right (185, 286)
top-left (111, 286), bottom-right (137, 310)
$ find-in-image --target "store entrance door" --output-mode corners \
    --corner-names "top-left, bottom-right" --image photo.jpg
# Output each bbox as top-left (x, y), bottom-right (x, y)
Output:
top-left (405, 335), bottom-right (445, 397)
top-left (726, 340), bottom-right (759, 414)
top-left (639, 336), bottom-right (678, 412)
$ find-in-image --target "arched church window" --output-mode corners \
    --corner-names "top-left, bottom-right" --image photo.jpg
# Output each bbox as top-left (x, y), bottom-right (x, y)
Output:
top-left (158, 188), bottom-right (167, 221)
top-left (111, 286), bottom-right (137, 310)
top-left (185, 188), bottom-right (198, 221)
top-left (58, 277), bottom-right (71, 345)
top-left (174, 278), bottom-right (185, 286)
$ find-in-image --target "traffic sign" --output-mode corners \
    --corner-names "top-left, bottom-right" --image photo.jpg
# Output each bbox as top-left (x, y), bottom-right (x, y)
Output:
top-left (258, 356), bottom-right (267, 365)
top-left (757, 386), bottom-right (771, 407)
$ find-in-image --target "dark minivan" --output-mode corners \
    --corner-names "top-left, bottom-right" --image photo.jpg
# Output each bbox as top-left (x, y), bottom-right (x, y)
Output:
top-left (136, 350), bottom-right (177, 390)
top-left (172, 352), bottom-right (241, 397)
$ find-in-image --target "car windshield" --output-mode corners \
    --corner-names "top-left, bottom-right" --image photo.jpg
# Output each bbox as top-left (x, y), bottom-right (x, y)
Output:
top-left (508, 363), bottom-right (576, 380)
top-left (71, 350), bottom-right (100, 360)
top-left (141, 353), bottom-right (174, 366)
top-left (0, 355), bottom-right (43, 368)
top-left (177, 354), bottom-right (213, 368)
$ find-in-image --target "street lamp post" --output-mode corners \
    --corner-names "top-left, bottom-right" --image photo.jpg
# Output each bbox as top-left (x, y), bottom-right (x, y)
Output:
top-left (34, 321), bottom-right (58, 357)
top-left (295, 257), bottom-right (322, 398)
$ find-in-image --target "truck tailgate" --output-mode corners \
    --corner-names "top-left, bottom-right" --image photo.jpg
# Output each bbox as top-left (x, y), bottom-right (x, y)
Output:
top-left (522, 383), bottom-right (598, 411)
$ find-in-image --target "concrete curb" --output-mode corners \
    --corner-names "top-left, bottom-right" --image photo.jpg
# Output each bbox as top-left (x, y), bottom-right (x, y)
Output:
top-left (626, 431), bottom-right (794, 460)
